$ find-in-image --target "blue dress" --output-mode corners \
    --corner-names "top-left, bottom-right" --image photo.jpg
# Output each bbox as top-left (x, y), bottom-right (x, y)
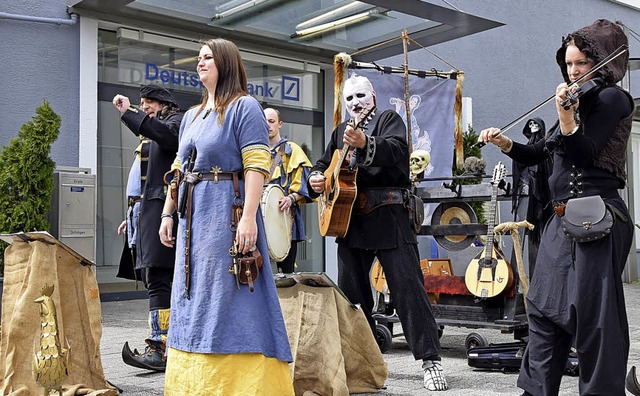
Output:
top-left (167, 96), bottom-right (292, 363)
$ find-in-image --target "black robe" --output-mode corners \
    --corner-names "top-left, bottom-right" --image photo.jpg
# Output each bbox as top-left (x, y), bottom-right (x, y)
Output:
top-left (309, 110), bottom-right (416, 249)
top-left (118, 108), bottom-right (182, 277)
top-left (308, 109), bottom-right (441, 360)
top-left (509, 85), bottom-right (634, 395)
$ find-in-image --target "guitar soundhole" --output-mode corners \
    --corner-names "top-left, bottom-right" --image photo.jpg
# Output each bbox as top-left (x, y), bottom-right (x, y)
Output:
top-left (479, 258), bottom-right (497, 268)
top-left (327, 176), bottom-right (336, 201)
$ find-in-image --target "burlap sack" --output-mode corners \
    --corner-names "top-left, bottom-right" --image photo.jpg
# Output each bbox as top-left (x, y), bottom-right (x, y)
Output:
top-left (0, 238), bottom-right (117, 395)
top-left (278, 283), bottom-right (387, 395)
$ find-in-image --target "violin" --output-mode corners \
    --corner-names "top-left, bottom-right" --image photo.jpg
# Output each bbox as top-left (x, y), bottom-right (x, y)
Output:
top-left (560, 77), bottom-right (605, 110)
top-left (473, 44), bottom-right (627, 148)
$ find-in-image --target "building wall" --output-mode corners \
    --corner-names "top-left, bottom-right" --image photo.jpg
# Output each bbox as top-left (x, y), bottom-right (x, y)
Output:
top-left (0, 0), bottom-right (80, 167)
top-left (383, 0), bottom-right (640, 163)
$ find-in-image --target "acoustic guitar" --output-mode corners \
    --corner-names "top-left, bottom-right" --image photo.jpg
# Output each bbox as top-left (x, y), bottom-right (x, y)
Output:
top-left (464, 161), bottom-right (514, 298)
top-left (318, 106), bottom-right (375, 237)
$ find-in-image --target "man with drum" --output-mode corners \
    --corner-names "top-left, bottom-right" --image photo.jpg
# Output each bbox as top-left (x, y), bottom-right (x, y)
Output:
top-left (263, 108), bottom-right (314, 274)
top-left (307, 75), bottom-right (448, 391)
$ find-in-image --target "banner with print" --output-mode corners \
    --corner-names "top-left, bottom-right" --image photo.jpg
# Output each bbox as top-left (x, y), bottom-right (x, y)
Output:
top-left (348, 68), bottom-right (457, 181)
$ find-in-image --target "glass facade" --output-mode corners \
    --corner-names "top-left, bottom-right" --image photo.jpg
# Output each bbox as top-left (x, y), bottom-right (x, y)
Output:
top-left (96, 29), bottom-right (325, 277)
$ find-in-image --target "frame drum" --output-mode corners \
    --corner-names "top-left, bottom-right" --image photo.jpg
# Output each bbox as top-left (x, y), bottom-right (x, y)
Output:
top-left (261, 184), bottom-right (293, 262)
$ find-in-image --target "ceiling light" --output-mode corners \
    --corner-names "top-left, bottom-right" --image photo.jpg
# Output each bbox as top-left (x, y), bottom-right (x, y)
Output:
top-left (291, 9), bottom-right (379, 39)
top-left (160, 56), bottom-right (199, 68)
top-left (211, 0), bottom-right (268, 20)
top-left (295, 1), bottom-right (365, 30)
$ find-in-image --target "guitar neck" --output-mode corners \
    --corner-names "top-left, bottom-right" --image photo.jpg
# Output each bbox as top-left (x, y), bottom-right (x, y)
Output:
top-left (483, 183), bottom-right (499, 259)
top-left (334, 113), bottom-right (364, 179)
top-left (334, 144), bottom-right (351, 179)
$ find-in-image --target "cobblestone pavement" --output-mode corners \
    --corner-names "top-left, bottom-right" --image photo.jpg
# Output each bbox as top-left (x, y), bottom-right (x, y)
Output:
top-left (100, 282), bottom-right (640, 395)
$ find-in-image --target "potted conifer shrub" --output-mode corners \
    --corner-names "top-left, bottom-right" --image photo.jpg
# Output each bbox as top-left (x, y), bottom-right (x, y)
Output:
top-left (0, 100), bottom-right (61, 283)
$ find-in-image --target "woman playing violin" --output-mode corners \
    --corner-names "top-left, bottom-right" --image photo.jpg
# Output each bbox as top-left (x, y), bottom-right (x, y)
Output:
top-left (479, 19), bottom-right (634, 395)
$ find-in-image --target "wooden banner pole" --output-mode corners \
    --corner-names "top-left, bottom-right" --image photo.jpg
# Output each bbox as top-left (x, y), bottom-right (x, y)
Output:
top-left (402, 29), bottom-right (412, 154)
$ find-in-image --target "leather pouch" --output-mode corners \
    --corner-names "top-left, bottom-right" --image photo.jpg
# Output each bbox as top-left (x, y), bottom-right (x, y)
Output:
top-left (561, 195), bottom-right (613, 243)
top-left (407, 193), bottom-right (425, 234)
top-left (237, 249), bottom-right (263, 292)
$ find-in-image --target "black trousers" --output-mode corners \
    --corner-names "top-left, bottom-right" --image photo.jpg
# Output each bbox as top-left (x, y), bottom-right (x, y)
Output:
top-left (276, 240), bottom-right (298, 274)
top-left (517, 199), bottom-right (632, 396)
top-left (337, 234), bottom-right (441, 360)
top-left (140, 267), bottom-right (173, 311)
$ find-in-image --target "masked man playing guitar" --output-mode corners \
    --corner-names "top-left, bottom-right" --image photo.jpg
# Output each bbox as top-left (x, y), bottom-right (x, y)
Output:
top-left (308, 75), bottom-right (448, 391)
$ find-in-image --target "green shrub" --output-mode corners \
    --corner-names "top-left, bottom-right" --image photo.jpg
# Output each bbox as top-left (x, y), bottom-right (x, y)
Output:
top-left (0, 101), bottom-right (61, 275)
top-left (452, 126), bottom-right (485, 225)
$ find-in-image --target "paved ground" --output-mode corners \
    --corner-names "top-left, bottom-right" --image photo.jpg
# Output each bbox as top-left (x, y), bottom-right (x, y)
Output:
top-left (100, 282), bottom-right (640, 395)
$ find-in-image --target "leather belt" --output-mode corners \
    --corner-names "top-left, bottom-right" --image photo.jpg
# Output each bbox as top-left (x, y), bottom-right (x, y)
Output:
top-left (127, 196), bottom-right (141, 207)
top-left (355, 188), bottom-right (407, 215)
top-left (182, 169), bottom-right (242, 299)
top-left (185, 170), bottom-right (244, 184)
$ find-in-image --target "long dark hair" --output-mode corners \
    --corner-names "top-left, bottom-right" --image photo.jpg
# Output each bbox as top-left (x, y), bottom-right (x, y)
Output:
top-left (158, 104), bottom-right (180, 120)
top-left (196, 38), bottom-right (248, 125)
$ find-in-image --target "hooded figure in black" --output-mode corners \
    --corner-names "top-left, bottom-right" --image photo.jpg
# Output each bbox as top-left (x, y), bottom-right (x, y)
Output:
top-left (477, 19), bottom-right (634, 395)
top-left (112, 85), bottom-right (183, 372)
top-left (511, 117), bottom-right (553, 278)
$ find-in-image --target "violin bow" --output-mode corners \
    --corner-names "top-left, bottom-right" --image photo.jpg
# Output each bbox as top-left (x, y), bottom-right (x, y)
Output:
top-left (475, 44), bottom-right (629, 148)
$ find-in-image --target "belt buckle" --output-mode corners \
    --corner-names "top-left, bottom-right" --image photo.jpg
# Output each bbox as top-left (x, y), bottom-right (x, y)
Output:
top-left (211, 166), bottom-right (222, 183)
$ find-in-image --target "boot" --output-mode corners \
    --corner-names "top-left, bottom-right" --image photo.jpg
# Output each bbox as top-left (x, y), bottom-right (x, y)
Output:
top-left (627, 366), bottom-right (640, 396)
top-left (121, 340), bottom-right (166, 371)
top-left (121, 308), bottom-right (170, 372)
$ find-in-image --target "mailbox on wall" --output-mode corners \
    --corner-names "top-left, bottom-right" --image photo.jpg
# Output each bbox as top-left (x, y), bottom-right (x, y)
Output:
top-left (49, 167), bottom-right (96, 262)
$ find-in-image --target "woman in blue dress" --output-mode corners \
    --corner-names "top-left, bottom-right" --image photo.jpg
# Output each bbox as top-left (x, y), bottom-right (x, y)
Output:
top-left (159, 38), bottom-right (294, 395)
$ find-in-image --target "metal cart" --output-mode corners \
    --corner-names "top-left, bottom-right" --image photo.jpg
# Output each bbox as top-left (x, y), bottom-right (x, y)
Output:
top-left (373, 175), bottom-right (530, 352)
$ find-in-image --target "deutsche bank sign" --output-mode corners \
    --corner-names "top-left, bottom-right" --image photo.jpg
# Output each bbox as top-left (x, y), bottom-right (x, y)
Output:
top-left (143, 63), bottom-right (301, 102)
top-left (246, 76), bottom-right (300, 101)
top-left (145, 63), bottom-right (202, 88)
top-left (281, 76), bottom-right (300, 101)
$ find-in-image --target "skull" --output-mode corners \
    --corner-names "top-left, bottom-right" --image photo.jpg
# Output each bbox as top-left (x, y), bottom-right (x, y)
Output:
top-left (528, 120), bottom-right (540, 134)
top-left (410, 149), bottom-right (431, 180)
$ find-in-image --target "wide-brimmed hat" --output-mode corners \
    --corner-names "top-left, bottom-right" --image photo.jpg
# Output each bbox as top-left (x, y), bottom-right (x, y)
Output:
top-left (139, 84), bottom-right (179, 108)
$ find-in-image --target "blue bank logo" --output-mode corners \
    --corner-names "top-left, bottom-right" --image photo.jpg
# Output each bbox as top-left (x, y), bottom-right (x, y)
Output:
top-left (282, 76), bottom-right (300, 101)
top-left (248, 76), bottom-right (301, 102)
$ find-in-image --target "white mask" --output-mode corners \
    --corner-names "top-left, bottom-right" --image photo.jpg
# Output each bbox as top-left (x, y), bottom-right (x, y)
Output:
top-left (528, 120), bottom-right (540, 133)
top-left (343, 76), bottom-right (375, 120)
